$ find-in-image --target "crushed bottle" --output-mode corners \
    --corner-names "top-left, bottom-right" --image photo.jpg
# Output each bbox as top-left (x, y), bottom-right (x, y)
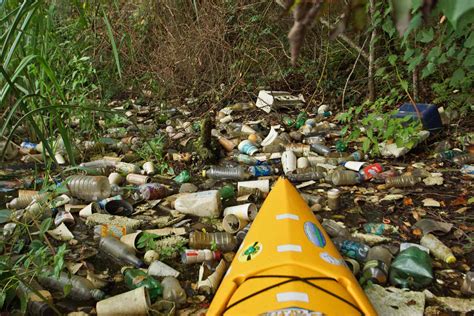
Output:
top-left (189, 231), bottom-right (237, 252)
top-left (161, 276), bottom-right (187, 305)
top-left (420, 233), bottom-right (456, 264)
top-left (99, 236), bottom-right (144, 267)
top-left (203, 166), bottom-right (250, 180)
top-left (385, 175), bottom-right (420, 188)
top-left (389, 246), bottom-right (433, 289)
top-left (38, 271), bottom-right (104, 301)
top-left (66, 175), bottom-right (111, 201)
top-left (331, 170), bottom-right (361, 186)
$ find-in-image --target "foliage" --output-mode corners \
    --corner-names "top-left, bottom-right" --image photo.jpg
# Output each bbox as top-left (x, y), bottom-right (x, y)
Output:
top-left (135, 136), bottom-right (169, 174)
top-left (136, 232), bottom-right (159, 251)
top-left (338, 97), bottom-right (422, 156)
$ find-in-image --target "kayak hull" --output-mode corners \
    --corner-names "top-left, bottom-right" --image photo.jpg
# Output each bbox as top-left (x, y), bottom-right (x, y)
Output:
top-left (207, 177), bottom-right (376, 316)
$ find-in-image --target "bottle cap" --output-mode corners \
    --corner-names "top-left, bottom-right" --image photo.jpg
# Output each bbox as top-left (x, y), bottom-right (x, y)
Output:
top-left (120, 266), bottom-right (133, 274)
top-left (202, 170), bottom-right (207, 177)
top-left (446, 255), bottom-right (456, 264)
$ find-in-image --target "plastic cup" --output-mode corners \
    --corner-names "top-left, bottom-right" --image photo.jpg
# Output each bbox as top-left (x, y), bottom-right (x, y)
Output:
top-left (96, 287), bottom-right (150, 316)
top-left (222, 214), bottom-right (249, 234)
top-left (223, 203), bottom-right (257, 221)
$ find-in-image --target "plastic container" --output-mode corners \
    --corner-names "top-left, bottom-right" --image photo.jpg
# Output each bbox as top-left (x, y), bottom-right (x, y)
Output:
top-left (203, 166), bottom-right (250, 180)
top-left (161, 277), bottom-right (187, 305)
top-left (281, 150), bottom-right (297, 175)
top-left (99, 236), bottom-right (144, 267)
top-left (310, 143), bottom-right (331, 156)
top-left (392, 103), bottom-right (442, 131)
top-left (138, 183), bottom-right (170, 200)
top-left (38, 272), bottom-right (104, 301)
top-left (248, 165), bottom-right (275, 177)
top-left (6, 192), bottom-right (47, 209)
top-left (389, 247), bottom-right (433, 289)
top-left (115, 161), bottom-right (141, 175)
top-left (333, 239), bottom-right (369, 262)
top-left (96, 287), bottom-right (150, 316)
top-left (331, 170), bottom-right (361, 186)
top-left (385, 175), bottom-right (420, 188)
top-left (181, 249), bottom-right (221, 264)
top-left (174, 190), bottom-right (221, 218)
top-left (321, 219), bottom-right (350, 239)
top-left (363, 223), bottom-right (397, 235)
top-left (285, 143), bottom-right (311, 155)
top-left (359, 163), bottom-right (383, 181)
top-left (233, 154), bottom-right (258, 165)
top-left (238, 140), bottom-right (258, 156)
top-left (360, 246), bottom-right (393, 285)
top-left (453, 153), bottom-right (474, 165)
top-left (327, 189), bottom-right (341, 211)
top-left (420, 233), bottom-right (456, 264)
top-left (189, 231), bottom-right (237, 252)
top-left (94, 224), bottom-right (134, 240)
top-left (122, 267), bottom-right (162, 301)
top-left (66, 175), bottom-right (111, 201)
top-left (287, 171), bottom-right (326, 182)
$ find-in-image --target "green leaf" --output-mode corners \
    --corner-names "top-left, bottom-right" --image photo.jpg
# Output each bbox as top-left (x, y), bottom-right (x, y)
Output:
top-left (438, 0), bottom-right (474, 29)
top-left (450, 68), bottom-right (465, 86)
top-left (0, 292), bottom-right (5, 310)
top-left (102, 9), bottom-right (122, 79)
top-left (418, 28), bottom-right (434, 43)
top-left (465, 32), bottom-right (474, 48)
top-left (427, 47), bottom-right (442, 62)
top-left (403, 48), bottom-right (415, 61)
top-left (408, 54), bottom-right (424, 72)
top-left (463, 50), bottom-right (474, 67)
top-left (421, 62), bottom-right (436, 78)
top-left (39, 218), bottom-right (52, 236)
top-left (400, 80), bottom-right (409, 91)
top-left (63, 283), bottom-right (72, 297)
top-left (0, 210), bottom-right (11, 224)
top-left (362, 138), bottom-right (371, 153)
top-left (388, 54), bottom-right (398, 66)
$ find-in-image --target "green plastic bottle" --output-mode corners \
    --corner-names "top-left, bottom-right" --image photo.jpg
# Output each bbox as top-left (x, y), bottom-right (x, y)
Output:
top-left (295, 112), bottom-right (308, 129)
top-left (219, 185), bottom-right (235, 200)
top-left (389, 247), bottom-right (433, 290)
top-left (122, 267), bottom-right (162, 302)
top-left (174, 170), bottom-right (191, 184)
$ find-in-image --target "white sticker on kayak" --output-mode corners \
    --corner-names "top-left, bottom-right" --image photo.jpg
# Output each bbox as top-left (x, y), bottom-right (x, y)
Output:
top-left (277, 244), bottom-right (302, 252)
top-left (276, 213), bottom-right (299, 221)
top-left (276, 292), bottom-right (309, 303)
top-left (320, 252), bottom-right (343, 266)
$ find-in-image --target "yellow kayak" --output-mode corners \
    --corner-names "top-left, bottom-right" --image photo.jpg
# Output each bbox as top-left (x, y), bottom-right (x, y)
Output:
top-left (207, 177), bottom-right (376, 316)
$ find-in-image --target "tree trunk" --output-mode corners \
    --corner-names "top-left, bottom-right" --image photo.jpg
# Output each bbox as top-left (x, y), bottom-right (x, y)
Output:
top-left (412, 66), bottom-right (419, 102)
top-left (368, 0), bottom-right (376, 102)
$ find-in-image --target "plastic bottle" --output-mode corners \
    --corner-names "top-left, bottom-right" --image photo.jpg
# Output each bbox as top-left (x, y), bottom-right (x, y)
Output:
top-left (461, 271), bottom-right (474, 295)
top-left (16, 280), bottom-right (55, 316)
top-left (248, 165), bottom-right (276, 177)
top-left (236, 223), bottom-right (251, 243)
top-left (282, 150), bottom-right (297, 175)
top-left (437, 150), bottom-right (463, 160)
top-left (38, 272), bottom-right (104, 301)
top-left (359, 163), bottom-right (383, 181)
top-left (295, 112), bottom-right (308, 129)
top-left (327, 189), bottom-right (341, 211)
top-left (321, 219), bottom-right (349, 239)
top-left (66, 175), bottom-right (111, 201)
top-left (310, 143), bottom-right (331, 156)
top-left (161, 276), bottom-right (187, 305)
top-left (285, 143), bottom-right (311, 155)
top-left (122, 267), bottom-right (162, 301)
top-left (287, 171), bottom-right (326, 182)
top-left (363, 223), bottom-right (398, 236)
top-left (233, 153), bottom-right (258, 165)
top-left (203, 166), bottom-right (250, 180)
top-left (115, 161), bottom-right (141, 175)
top-left (211, 129), bottom-right (235, 152)
top-left (93, 224), bottom-right (134, 240)
top-left (453, 153), bottom-right (474, 165)
top-left (181, 249), bottom-right (221, 264)
top-left (360, 246), bottom-right (393, 285)
top-left (189, 231), bottom-right (237, 252)
top-left (138, 183), bottom-right (171, 200)
top-left (420, 233), bottom-right (456, 264)
top-left (99, 236), bottom-right (144, 267)
top-left (331, 170), bottom-right (361, 186)
top-left (389, 247), bottom-right (433, 289)
top-left (333, 239), bottom-right (369, 262)
top-left (7, 192), bottom-right (47, 209)
top-left (79, 159), bottom-right (116, 169)
top-left (385, 175), bottom-right (420, 188)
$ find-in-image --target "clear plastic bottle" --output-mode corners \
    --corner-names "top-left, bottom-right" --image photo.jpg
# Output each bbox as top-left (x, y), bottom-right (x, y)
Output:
top-left (360, 246), bottom-right (393, 285)
top-left (385, 175), bottom-right (420, 188)
top-left (233, 153), bottom-right (258, 165)
top-left (331, 170), bottom-right (361, 186)
top-left (181, 249), bottom-right (221, 264)
top-left (420, 233), bottom-right (456, 264)
top-left (189, 231), bottom-right (237, 252)
top-left (66, 175), bottom-right (111, 201)
top-left (38, 271), bottom-right (104, 301)
top-left (115, 161), bottom-right (141, 175)
top-left (248, 165), bottom-right (276, 177)
top-left (453, 153), bottom-right (474, 165)
top-left (99, 236), bottom-right (144, 267)
top-left (322, 219), bottom-right (349, 239)
top-left (161, 276), bottom-right (187, 305)
top-left (79, 159), bottom-right (116, 169)
top-left (287, 171), bottom-right (325, 182)
top-left (333, 239), bottom-right (370, 262)
top-left (6, 192), bottom-right (47, 209)
top-left (211, 129), bottom-right (235, 152)
top-left (310, 143), bottom-right (331, 156)
top-left (202, 166), bottom-right (250, 180)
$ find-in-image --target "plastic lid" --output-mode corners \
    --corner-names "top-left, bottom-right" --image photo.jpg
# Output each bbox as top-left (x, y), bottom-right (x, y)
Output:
top-left (446, 255), bottom-right (456, 264)
top-left (327, 189), bottom-right (340, 198)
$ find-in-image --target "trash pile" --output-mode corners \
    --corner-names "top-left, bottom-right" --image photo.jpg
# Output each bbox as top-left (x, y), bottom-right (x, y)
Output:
top-left (0, 91), bottom-right (473, 315)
